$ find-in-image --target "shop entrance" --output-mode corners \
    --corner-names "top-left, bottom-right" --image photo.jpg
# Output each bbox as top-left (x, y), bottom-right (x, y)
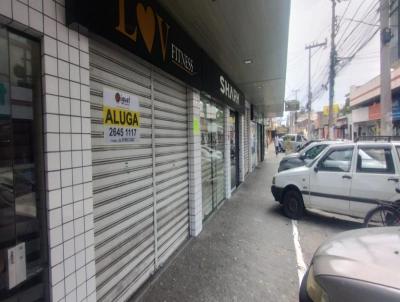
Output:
top-left (229, 111), bottom-right (239, 190)
top-left (89, 39), bottom-right (190, 301)
top-left (0, 28), bottom-right (46, 301)
top-left (200, 98), bottom-right (225, 220)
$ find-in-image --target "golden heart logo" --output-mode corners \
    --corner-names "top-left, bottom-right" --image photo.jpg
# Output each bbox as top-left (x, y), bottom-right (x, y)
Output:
top-left (136, 3), bottom-right (156, 54)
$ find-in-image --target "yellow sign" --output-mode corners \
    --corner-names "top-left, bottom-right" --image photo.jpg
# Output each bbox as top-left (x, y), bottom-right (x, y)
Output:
top-left (193, 117), bottom-right (200, 135)
top-left (103, 88), bottom-right (141, 144)
top-left (323, 104), bottom-right (340, 116)
top-left (103, 106), bottom-right (140, 127)
top-left (116, 0), bottom-right (169, 61)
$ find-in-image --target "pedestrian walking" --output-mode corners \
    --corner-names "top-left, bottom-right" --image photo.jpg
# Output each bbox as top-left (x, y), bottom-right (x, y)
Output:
top-left (274, 135), bottom-right (280, 155)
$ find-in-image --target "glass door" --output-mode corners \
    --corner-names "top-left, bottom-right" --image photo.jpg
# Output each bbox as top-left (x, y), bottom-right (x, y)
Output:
top-left (200, 98), bottom-right (225, 220)
top-left (229, 111), bottom-right (239, 190)
top-left (213, 106), bottom-right (225, 205)
top-left (0, 28), bottom-right (46, 301)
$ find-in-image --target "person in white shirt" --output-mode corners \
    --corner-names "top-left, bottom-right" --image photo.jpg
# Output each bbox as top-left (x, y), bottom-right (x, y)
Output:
top-left (274, 135), bottom-right (280, 155)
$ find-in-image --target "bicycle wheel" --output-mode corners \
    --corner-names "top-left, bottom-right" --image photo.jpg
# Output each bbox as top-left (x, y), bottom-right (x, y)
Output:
top-left (364, 205), bottom-right (400, 227)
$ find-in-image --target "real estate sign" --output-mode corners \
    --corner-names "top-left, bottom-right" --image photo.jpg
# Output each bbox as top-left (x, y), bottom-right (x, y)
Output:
top-left (103, 88), bottom-right (141, 144)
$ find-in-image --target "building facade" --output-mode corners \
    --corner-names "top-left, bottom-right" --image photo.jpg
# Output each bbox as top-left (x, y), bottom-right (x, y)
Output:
top-left (0, 0), bottom-right (283, 301)
top-left (349, 64), bottom-right (400, 139)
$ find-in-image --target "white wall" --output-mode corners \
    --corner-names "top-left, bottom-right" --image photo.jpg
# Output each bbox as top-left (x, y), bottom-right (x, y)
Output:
top-left (0, 1), bottom-right (96, 301)
top-left (187, 89), bottom-right (203, 236)
top-left (352, 107), bottom-right (369, 123)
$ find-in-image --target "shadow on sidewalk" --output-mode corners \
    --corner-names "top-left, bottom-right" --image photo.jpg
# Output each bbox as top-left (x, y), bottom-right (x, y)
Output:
top-left (132, 159), bottom-right (299, 302)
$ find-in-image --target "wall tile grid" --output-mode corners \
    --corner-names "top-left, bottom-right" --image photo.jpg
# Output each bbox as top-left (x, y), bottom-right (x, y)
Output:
top-left (187, 89), bottom-right (203, 236)
top-left (224, 106), bottom-right (231, 199)
top-left (0, 1), bottom-right (96, 302)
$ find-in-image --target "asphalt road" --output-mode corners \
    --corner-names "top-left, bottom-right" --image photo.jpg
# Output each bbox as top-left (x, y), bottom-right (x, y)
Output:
top-left (267, 148), bottom-right (362, 270)
top-left (133, 147), bottom-right (363, 302)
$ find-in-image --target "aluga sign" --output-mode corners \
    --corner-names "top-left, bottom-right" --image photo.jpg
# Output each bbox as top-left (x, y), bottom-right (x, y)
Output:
top-left (103, 88), bottom-right (141, 144)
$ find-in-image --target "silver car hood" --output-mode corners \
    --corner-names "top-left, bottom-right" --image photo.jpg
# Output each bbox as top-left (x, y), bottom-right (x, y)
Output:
top-left (313, 227), bottom-right (400, 289)
top-left (282, 153), bottom-right (301, 160)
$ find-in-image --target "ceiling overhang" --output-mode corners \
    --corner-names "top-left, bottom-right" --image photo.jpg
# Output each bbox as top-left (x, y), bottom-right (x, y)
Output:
top-left (158, 0), bottom-right (291, 116)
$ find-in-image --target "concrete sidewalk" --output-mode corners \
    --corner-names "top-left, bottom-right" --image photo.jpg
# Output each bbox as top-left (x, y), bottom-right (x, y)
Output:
top-left (134, 150), bottom-right (298, 302)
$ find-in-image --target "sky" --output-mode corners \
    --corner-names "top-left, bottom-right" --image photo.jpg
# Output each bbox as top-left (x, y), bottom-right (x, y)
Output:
top-left (285, 0), bottom-right (381, 114)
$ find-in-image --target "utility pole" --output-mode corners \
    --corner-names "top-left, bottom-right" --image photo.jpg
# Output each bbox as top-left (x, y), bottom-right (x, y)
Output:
top-left (380, 0), bottom-right (393, 136)
top-left (291, 89), bottom-right (299, 133)
top-left (327, 0), bottom-right (337, 139)
top-left (305, 40), bottom-right (327, 139)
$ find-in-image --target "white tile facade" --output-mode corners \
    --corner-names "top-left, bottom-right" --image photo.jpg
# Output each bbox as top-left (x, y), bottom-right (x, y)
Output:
top-left (187, 89), bottom-right (203, 236)
top-left (0, 1), bottom-right (96, 301)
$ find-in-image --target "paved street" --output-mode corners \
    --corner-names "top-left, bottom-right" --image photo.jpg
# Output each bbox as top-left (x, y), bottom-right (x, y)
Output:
top-left (134, 146), bottom-right (363, 302)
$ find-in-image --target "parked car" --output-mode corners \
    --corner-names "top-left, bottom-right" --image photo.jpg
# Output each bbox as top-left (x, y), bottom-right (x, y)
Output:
top-left (300, 227), bottom-right (400, 302)
top-left (278, 141), bottom-right (340, 172)
top-left (271, 141), bottom-right (400, 219)
top-left (296, 139), bottom-right (322, 152)
top-left (282, 134), bottom-right (307, 152)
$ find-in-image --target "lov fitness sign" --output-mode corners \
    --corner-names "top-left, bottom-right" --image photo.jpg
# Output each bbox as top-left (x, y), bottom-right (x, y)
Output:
top-left (66, 0), bottom-right (202, 90)
top-left (103, 88), bottom-right (140, 144)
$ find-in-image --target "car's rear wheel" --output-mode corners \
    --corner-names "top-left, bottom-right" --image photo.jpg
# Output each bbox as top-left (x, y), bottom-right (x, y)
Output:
top-left (283, 190), bottom-right (305, 219)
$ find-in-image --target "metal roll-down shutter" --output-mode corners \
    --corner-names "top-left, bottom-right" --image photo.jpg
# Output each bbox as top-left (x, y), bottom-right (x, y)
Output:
top-left (244, 107), bottom-right (250, 175)
top-left (153, 72), bottom-right (189, 265)
top-left (89, 39), bottom-right (189, 302)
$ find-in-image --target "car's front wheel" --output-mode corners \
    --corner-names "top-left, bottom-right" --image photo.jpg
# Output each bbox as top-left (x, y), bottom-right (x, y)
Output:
top-left (283, 190), bottom-right (305, 219)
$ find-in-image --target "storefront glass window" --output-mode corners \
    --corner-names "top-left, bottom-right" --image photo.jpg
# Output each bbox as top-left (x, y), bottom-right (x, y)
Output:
top-left (229, 111), bottom-right (238, 190)
top-left (0, 29), bottom-right (45, 301)
top-left (200, 98), bottom-right (225, 219)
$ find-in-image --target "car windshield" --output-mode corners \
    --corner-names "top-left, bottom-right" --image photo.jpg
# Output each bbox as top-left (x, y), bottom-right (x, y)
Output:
top-left (304, 144), bottom-right (328, 159)
top-left (297, 141), bottom-right (313, 152)
top-left (284, 135), bottom-right (295, 142)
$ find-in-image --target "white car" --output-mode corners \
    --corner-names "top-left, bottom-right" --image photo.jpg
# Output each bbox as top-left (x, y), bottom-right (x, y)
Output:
top-left (271, 141), bottom-right (400, 219)
top-left (282, 134), bottom-right (307, 152)
top-left (278, 141), bottom-right (343, 172)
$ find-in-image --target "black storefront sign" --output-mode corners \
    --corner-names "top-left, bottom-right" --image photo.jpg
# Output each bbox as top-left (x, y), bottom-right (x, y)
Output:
top-left (66, 0), bottom-right (202, 89)
top-left (202, 55), bottom-right (245, 113)
top-left (66, 0), bottom-right (244, 112)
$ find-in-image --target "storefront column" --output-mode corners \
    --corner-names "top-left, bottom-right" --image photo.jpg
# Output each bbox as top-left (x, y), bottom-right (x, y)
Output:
top-left (239, 114), bottom-right (245, 182)
top-left (224, 106), bottom-right (232, 199)
top-left (41, 17), bottom-right (97, 302)
top-left (0, 1), bottom-right (97, 301)
top-left (187, 89), bottom-right (203, 236)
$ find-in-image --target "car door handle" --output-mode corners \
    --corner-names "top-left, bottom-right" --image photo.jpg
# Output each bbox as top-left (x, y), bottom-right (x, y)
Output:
top-left (342, 175), bottom-right (352, 180)
top-left (388, 177), bottom-right (399, 183)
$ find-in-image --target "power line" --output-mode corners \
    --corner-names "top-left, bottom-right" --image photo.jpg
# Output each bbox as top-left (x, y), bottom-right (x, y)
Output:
top-left (336, 1), bottom-right (379, 51)
top-left (301, 0), bottom-right (381, 115)
top-left (336, 0), bottom-right (353, 31)
top-left (336, 0), bottom-right (373, 46)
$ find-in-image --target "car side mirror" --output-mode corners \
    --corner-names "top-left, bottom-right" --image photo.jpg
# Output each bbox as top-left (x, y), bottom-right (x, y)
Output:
top-left (314, 166), bottom-right (319, 173)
